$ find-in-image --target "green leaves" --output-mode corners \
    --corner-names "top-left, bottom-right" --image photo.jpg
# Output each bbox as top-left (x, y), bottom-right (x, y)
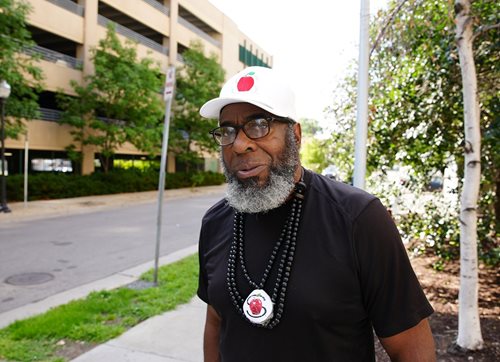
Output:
top-left (170, 41), bottom-right (225, 172)
top-left (325, 0), bottom-right (498, 264)
top-left (367, 0), bottom-right (498, 180)
top-left (58, 24), bottom-right (164, 172)
top-left (0, 0), bottom-right (44, 138)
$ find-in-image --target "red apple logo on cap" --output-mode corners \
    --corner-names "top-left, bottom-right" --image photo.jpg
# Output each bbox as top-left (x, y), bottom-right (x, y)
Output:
top-left (237, 72), bottom-right (255, 92)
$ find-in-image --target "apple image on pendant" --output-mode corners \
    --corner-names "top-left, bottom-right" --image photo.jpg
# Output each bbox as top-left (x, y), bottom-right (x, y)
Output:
top-left (249, 298), bottom-right (263, 315)
top-left (243, 289), bottom-right (273, 324)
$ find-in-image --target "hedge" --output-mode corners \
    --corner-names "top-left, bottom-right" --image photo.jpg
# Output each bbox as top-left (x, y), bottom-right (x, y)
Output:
top-left (5, 168), bottom-right (226, 202)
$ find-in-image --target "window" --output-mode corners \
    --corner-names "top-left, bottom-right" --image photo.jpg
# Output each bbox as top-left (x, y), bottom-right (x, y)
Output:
top-left (239, 45), bottom-right (270, 67)
top-left (31, 158), bottom-right (73, 172)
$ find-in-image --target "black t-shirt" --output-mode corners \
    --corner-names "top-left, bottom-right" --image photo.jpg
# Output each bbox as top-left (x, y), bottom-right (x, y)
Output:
top-left (198, 169), bottom-right (433, 361)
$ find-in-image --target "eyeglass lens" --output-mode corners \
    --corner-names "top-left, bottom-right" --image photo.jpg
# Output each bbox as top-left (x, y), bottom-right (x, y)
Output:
top-left (212, 118), bottom-right (270, 145)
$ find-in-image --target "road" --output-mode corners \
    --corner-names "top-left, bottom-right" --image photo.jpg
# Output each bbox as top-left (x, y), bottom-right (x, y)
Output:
top-left (0, 191), bottom-right (224, 313)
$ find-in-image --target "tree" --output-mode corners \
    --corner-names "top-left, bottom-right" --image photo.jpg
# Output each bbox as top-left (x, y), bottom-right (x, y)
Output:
top-left (299, 118), bottom-right (322, 137)
top-left (345, 0), bottom-right (498, 263)
top-left (301, 138), bottom-right (329, 174)
top-left (170, 41), bottom-right (225, 172)
top-left (360, 0), bottom-right (498, 351)
top-left (58, 24), bottom-right (164, 173)
top-left (327, 0), bottom-right (498, 347)
top-left (300, 118), bottom-right (329, 174)
top-left (368, 0), bottom-right (464, 178)
top-left (454, 0), bottom-right (485, 351)
top-left (322, 67), bottom-right (359, 182)
top-left (0, 0), bottom-right (43, 138)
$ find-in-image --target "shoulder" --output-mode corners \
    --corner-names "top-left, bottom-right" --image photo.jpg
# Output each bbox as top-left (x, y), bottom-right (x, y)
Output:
top-left (305, 169), bottom-right (379, 222)
top-left (201, 197), bottom-right (233, 228)
top-left (199, 197), bottom-right (234, 259)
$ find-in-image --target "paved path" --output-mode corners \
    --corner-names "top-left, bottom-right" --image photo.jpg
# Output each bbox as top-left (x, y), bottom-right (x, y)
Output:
top-left (72, 296), bottom-right (205, 362)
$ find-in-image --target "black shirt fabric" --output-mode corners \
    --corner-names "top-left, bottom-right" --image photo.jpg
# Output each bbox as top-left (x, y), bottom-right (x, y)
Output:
top-left (198, 169), bottom-right (433, 361)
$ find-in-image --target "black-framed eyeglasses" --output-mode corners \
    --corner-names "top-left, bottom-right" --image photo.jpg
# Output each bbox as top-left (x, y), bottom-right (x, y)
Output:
top-left (209, 116), bottom-right (293, 146)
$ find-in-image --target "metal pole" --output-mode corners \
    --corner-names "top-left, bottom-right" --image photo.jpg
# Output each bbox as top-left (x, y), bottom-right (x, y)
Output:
top-left (24, 132), bottom-right (29, 208)
top-left (353, 0), bottom-right (370, 190)
top-left (153, 66), bottom-right (176, 286)
top-left (0, 98), bottom-right (11, 213)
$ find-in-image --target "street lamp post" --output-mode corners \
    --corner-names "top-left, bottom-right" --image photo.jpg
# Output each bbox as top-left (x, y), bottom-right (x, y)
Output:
top-left (0, 80), bottom-right (11, 213)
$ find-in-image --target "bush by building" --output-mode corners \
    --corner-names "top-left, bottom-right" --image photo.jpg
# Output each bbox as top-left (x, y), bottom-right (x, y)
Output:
top-left (6, 168), bottom-right (225, 202)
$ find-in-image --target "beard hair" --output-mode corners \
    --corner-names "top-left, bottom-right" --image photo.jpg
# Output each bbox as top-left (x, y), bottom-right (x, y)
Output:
top-left (221, 125), bottom-right (300, 214)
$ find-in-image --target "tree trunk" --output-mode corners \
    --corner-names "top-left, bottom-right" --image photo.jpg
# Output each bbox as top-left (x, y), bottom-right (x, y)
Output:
top-left (103, 156), bottom-right (110, 173)
top-left (185, 138), bottom-right (192, 173)
top-left (454, 0), bottom-right (483, 350)
top-left (496, 178), bottom-right (500, 227)
top-left (99, 154), bottom-right (110, 174)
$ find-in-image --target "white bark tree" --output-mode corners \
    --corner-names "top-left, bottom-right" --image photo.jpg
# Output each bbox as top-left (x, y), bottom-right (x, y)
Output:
top-left (454, 0), bottom-right (483, 350)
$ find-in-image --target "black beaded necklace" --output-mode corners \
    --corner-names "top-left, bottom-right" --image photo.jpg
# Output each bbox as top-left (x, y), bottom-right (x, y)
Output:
top-left (226, 176), bottom-right (306, 329)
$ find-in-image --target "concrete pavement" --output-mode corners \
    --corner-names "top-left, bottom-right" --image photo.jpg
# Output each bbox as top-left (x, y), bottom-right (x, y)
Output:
top-left (0, 185), bottom-right (225, 361)
top-left (72, 296), bottom-right (205, 362)
top-left (0, 184), bottom-right (225, 224)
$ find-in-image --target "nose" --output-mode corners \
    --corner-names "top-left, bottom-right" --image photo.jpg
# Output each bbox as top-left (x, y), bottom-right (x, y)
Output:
top-left (231, 127), bottom-right (256, 154)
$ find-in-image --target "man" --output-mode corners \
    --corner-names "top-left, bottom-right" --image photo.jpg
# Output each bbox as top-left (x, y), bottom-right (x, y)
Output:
top-left (197, 66), bottom-right (435, 361)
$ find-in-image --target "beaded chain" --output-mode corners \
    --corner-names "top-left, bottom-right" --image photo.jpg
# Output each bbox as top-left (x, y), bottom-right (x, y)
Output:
top-left (226, 180), bottom-right (306, 329)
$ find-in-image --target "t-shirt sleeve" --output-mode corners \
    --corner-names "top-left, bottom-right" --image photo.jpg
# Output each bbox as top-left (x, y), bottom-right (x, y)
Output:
top-left (197, 226), bottom-right (210, 304)
top-left (352, 198), bottom-right (434, 338)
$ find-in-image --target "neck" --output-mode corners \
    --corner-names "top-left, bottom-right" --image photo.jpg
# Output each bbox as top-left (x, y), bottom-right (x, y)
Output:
top-left (293, 164), bottom-right (303, 184)
top-left (284, 166), bottom-right (305, 203)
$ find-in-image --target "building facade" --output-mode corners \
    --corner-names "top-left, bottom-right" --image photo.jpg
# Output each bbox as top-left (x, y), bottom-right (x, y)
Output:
top-left (6, 0), bottom-right (272, 174)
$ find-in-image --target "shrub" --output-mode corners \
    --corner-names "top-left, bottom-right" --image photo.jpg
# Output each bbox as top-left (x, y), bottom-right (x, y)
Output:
top-left (6, 169), bottom-right (225, 202)
top-left (367, 170), bottom-right (498, 268)
top-left (190, 171), bottom-right (226, 187)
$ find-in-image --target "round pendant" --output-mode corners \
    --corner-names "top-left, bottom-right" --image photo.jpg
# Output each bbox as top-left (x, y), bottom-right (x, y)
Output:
top-left (243, 289), bottom-right (274, 325)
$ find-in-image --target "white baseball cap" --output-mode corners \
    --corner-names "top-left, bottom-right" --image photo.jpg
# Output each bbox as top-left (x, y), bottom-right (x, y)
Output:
top-left (199, 66), bottom-right (297, 121)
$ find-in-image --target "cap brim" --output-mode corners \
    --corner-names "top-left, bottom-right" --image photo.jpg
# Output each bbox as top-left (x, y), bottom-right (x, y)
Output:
top-left (199, 97), bottom-right (277, 120)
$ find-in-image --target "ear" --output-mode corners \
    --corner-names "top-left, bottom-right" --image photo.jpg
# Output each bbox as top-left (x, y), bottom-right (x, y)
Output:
top-left (293, 122), bottom-right (302, 148)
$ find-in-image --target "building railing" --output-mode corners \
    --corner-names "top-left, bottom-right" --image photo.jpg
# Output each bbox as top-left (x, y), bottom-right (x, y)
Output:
top-left (176, 53), bottom-right (184, 63)
top-left (177, 16), bottom-right (221, 48)
top-left (38, 108), bottom-right (125, 125)
top-left (98, 15), bottom-right (168, 55)
top-left (97, 116), bottom-right (126, 126)
top-left (38, 108), bottom-right (62, 122)
top-left (24, 45), bottom-right (83, 69)
top-left (46, 0), bottom-right (84, 16)
top-left (142, 0), bottom-right (169, 15)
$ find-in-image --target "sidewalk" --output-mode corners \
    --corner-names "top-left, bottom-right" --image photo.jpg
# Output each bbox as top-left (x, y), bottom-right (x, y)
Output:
top-left (72, 296), bottom-right (205, 362)
top-left (1, 184), bottom-right (226, 223)
top-left (0, 185), bottom-right (225, 361)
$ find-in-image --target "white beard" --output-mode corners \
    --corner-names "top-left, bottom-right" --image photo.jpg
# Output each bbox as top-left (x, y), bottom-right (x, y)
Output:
top-left (221, 126), bottom-right (300, 214)
top-left (225, 171), bottom-right (296, 213)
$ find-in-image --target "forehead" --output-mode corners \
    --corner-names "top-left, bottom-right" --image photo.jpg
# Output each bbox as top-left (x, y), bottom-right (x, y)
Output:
top-left (219, 102), bottom-right (269, 123)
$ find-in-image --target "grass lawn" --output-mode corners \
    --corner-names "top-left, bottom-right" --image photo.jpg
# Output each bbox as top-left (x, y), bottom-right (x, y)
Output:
top-left (0, 254), bottom-right (199, 362)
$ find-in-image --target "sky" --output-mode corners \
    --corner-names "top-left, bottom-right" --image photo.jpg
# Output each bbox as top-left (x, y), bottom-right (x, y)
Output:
top-left (208, 0), bottom-right (389, 125)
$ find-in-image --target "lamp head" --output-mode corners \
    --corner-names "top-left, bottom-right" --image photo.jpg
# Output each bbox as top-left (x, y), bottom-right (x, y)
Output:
top-left (0, 80), bottom-right (11, 99)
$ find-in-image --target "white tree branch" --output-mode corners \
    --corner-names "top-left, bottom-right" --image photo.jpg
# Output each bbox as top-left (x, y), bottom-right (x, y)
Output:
top-left (472, 22), bottom-right (500, 42)
top-left (370, 0), bottom-right (409, 58)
